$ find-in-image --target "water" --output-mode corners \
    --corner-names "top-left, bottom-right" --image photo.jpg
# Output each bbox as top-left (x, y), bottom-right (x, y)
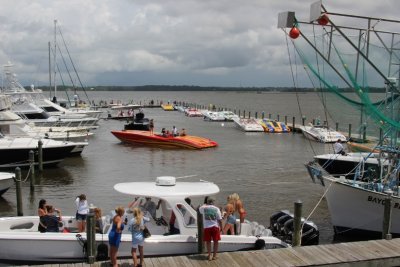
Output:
top-left (0, 91), bottom-right (377, 244)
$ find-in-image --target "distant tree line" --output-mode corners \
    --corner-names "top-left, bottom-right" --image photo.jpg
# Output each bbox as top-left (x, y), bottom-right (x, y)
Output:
top-left (32, 85), bottom-right (386, 92)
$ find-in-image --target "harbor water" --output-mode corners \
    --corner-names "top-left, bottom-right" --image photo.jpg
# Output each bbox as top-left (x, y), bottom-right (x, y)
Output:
top-left (0, 91), bottom-right (379, 245)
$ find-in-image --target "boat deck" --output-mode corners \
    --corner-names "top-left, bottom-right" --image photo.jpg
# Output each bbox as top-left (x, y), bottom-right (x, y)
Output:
top-left (35, 238), bottom-right (400, 267)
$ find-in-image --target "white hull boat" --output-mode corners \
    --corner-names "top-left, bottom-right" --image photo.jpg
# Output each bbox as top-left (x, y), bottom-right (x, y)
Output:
top-left (0, 172), bottom-right (14, 196)
top-left (233, 117), bottom-right (264, 132)
top-left (0, 177), bottom-right (288, 263)
top-left (201, 111), bottom-right (226, 121)
top-left (220, 111), bottom-right (239, 121)
top-left (301, 124), bottom-right (346, 143)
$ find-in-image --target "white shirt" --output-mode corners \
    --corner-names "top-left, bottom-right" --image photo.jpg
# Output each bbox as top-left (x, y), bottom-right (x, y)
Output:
top-left (199, 204), bottom-right (222, 229)
top-left (334, 142), bottom-right (344, 154)
top-left (75, 198), bottom-right (89, 215)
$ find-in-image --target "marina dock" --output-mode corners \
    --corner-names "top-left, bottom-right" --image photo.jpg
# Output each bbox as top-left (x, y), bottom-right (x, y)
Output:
top-left (33, 238), bottom-right (400, 267)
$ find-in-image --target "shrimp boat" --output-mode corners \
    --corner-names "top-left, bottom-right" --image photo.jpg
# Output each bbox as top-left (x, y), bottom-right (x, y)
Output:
top-left (281, 1), bottom-right (400, 236)
top-left (0, 176), bottom-right (288, 264)
top-left (111, 130), bottom-right (218, 149)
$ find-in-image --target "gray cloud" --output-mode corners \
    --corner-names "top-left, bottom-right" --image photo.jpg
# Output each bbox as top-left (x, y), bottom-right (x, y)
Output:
top-left (1, 0), bottom-right (399, 87)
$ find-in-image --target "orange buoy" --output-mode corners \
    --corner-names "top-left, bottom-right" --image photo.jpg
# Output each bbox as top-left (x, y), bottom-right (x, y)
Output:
top-left (289, 27), bottom-right (300, 39)
top-left (317, 13), bottom-right (329, 25)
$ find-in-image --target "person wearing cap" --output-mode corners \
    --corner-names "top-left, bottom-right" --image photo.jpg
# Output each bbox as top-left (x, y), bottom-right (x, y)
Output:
top-left (199, 197), bottom-right (222, 261)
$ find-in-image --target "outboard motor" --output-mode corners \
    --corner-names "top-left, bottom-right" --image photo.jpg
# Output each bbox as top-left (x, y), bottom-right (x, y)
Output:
top-left (270, 210), bottom-right (319, 246)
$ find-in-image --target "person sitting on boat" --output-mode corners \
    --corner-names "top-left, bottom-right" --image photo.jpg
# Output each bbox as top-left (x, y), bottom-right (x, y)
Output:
top-left (180, 128), bottom-right (186, 137)
top-left (334, 139), bottom-right (346, 155)
top-left (161, 128), bottom-right (167, 137)
top-left (172, 126), bottom-right (178, 137)
top-left (38, 199), bottom-right (48, 233)
top-left (168, 204), bottom-right (185, 235)
top-left (43, 205), bottom-right (62, 233)
top-left (95, 208), bottom-right (103, 234)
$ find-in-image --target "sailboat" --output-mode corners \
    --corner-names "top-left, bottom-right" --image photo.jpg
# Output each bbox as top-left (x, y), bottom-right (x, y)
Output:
top-left (280, 1), bottom-right (400, 236)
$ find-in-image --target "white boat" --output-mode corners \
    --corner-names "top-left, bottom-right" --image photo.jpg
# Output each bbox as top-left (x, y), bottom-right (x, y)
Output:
top-left (0, 172), bottom-right (14, 196)
top-left (313, 152), bottom-right (390, 180)
top-left (301, 124), bottom-right (346, 143)
top-left (201, 111), bottom-right (226, 121)
top-left (184, 108), bottom-right (203, 117)
top-left (220, 111), bottom-right (239, 121)
top-left (307, 164), bottom-right (400, 235)
top-left (232, 117), bottom-right (264, 132)
top-left (0, 176), bottom-right (288, 264)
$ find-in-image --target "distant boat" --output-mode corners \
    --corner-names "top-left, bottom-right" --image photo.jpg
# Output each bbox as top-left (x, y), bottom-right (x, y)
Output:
top-left (257, 119), bottom-right (290, 133)
top-left (301, 124), bottom-right (346, 143)
top-left (161, 103), bottom-right (174, 111)
top-left (111, 130), bottom-right (218, 149)
top-left (232, 117), bottom-right (264, 132)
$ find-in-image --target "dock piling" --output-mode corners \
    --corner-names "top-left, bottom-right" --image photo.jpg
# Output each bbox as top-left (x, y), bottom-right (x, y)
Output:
top-left (15, 167), bottom-right (23, 216)
top-left (197, 210), bottom-right (204, 254)
top-left (348, 124), bottom-right (352, 139)
top-left (86, 205), bottom-right (96, 263)
top-left (383, 191), bottom-right (393, 240)
top-left (292, 200), bottom-right (302, 247)
top-left (38, 140), bottom-right (43, 172)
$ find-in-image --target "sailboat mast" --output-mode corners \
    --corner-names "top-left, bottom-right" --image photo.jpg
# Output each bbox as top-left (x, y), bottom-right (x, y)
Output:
top-left (48, 41), bottom-right (52, 99)
top-left (53, 19), bottom-right (57, 99)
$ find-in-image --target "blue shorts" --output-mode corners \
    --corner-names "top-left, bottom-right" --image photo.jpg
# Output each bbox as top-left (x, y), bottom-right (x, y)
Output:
top-left (76, 212), bottom-right (87, 221)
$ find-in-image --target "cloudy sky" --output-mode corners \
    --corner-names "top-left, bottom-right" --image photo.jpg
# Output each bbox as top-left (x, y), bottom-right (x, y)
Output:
top-left (0, 0), bottom-right (399, 87)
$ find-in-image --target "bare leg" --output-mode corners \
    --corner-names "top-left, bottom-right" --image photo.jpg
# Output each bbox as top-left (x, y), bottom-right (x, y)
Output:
top-left (206, 241), bottom-right (212, 260)
top-left (82, 220), bottom-right (86, 232)
top-left (77, 221), bottom-right (83, 232)
top-left (138, 245), bottom-right (144, 265)
top-left (110, 246), bottom-right (118, 267)
top-left (213, 241), bottom-right (219, 259)
top-left (131, 247), bottom-right (137, 267)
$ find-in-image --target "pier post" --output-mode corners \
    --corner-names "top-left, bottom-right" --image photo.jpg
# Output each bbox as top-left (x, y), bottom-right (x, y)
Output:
top-left (248, 111), bottom-right (251, 119)
top-left (348, 124), bottom-right (352, 139)
top-left (293, 200), bottom-right (302, 247)
top-left (197, 210), bottom-right (204, 253)
top-left (285, 115), bottom-right (288, 125)
top-left (379, 128), bottom-right (383, 143)
top-left (269, 113), bottom-right (271, 119)
top-left (29, 150), bottom-right (35, 191)
top-left (292, 117), bottom-right (295, 134)
top-left (86, 205), bottom-right (96, 263)
top-left (312, 119), bottom-right (315, 125)
top-left (302, 116), bottom-right (306, 126)
top-left (15, 167), bottom-right (23, 216)
top-left (362, 124), bottom-right (367, 143)
top-left (238, 110), bottom-right (241, 118)
top-left (277, 114), bottom-right (280, 121)
top-left (262, 112), bottom-right (265, 119)
top-left (38, 140), bottom-right (43, 172)
top-left (336, 122), bottom-right (339, 131)
top-left (383, 191), bottom-right (393, 240)
top-left (243, 110), bottom-right (245, 118)
top-left (255, 112), bottom-right (258, 119)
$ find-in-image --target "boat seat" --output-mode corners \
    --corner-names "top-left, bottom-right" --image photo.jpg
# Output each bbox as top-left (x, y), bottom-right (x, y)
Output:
top-left (239, 222), bottom-right (252, 236)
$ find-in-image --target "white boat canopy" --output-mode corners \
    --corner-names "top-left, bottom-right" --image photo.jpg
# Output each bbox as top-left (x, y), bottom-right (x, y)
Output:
top-left (114, 176), bottom-right (220, 198)
top-left (110, 104), bottom-right (142, 110)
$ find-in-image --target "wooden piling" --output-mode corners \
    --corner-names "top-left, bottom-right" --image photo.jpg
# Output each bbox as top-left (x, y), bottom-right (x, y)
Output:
top-left (292, 117), bottom-right (295, 134)
top-left (302, 116), bottom-right (306, 126)
top-left (285, 115), bottom-right (288, 125)
top-left (262, 112), bottom-right (265, 119)
top-left (255, 112), bottom-right (258, 119)
top-left (362, 124), bottom-right (367, 142)
top-left (383, 191), bottom-right (393, 240)
top-left (197, 211), bottom-right (204, 254)
top-left (29, 150), bottom-right (35, 191)
top-left (292, 200), bottom-right (302, 247)
top-left (38, 140), bottom-right (43, 172)
top-left (336, 122), bottom-right (339, 131)
top-left (248, 111), bottom-right (251, 119)
top-left (86, 206), bottom-right (96, 263)
top-left (277, 114), bottom-right (280, 121)
top-left (15, 167), bottom-right (23, 216)
top-left (348, 124), bottom-right (352, 139)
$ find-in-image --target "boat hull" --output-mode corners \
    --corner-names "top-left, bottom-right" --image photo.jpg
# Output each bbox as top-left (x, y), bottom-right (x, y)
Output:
top-left (111, 130), bottom-right (218, 149)
top-left (323, 176), bottom-right (400, 235)
top-left (0, 173), bottom-right (14, 196)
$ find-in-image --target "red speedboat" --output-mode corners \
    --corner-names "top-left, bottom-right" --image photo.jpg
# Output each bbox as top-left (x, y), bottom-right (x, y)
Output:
top-left (111, 130), bottom-right (218, 149)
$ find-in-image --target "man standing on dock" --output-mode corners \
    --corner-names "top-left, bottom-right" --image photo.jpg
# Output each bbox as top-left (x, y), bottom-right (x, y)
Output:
top-left (199, 197), bottom-right (222, 261)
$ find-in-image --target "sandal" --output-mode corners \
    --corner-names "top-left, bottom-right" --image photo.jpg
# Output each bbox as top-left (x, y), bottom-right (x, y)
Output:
top-left (212, 256), bottom-right (218, 260)
top-left (208, 255), bottom-right (213, 261)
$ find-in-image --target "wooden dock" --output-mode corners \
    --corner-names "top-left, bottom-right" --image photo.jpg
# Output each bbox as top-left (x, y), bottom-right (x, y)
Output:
top-left (25, 238), bottom-right (400, 267)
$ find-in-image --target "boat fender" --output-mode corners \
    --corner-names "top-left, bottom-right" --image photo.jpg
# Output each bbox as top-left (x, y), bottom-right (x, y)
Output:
top-left (254, 238), bottom-right (266, 250)
top-left (97, 243), bottom-right (109, 261)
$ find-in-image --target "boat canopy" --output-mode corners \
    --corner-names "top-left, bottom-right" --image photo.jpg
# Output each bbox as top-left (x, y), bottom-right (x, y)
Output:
top-left (111, 104), bottom-right (142, 110)
top-left (114, 177), bottom-right (220, 198)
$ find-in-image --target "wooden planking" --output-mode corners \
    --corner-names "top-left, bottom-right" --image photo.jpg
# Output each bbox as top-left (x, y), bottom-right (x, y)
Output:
top-left (20, 238), bottom-right (400, 267)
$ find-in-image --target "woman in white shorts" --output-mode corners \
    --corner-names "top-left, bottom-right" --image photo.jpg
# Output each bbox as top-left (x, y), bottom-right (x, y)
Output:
top-left (128, 207), bottom-right (150, 267)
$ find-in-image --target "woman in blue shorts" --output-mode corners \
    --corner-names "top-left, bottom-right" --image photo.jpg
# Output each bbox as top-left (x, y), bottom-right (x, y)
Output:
top-left (128, 207), bottom-right (150, 267)
top-left (108, 206), bottom-right (126, 267)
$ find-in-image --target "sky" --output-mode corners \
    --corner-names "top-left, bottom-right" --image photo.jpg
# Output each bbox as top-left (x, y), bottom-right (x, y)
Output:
top-left (0, 0), bottom-right (399, 87)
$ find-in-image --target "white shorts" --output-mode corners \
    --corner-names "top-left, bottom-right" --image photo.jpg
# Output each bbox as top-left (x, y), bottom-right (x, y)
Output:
top-left (132, 241), bottom-right (144, 249)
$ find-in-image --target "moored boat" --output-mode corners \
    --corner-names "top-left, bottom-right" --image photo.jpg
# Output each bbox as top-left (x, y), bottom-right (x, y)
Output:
top-left (301, 124), bottom-right (346, 143)
top-left (111, 130), bottom-right (218, 149)
top-left (161, 103), bottom-right (174, 111)
top-left (0, 172), bottom-right (14, 196)
top-left (0, 176), bottom-right (288, 264)
top-left (233, 117), bottom-right (264, 132)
